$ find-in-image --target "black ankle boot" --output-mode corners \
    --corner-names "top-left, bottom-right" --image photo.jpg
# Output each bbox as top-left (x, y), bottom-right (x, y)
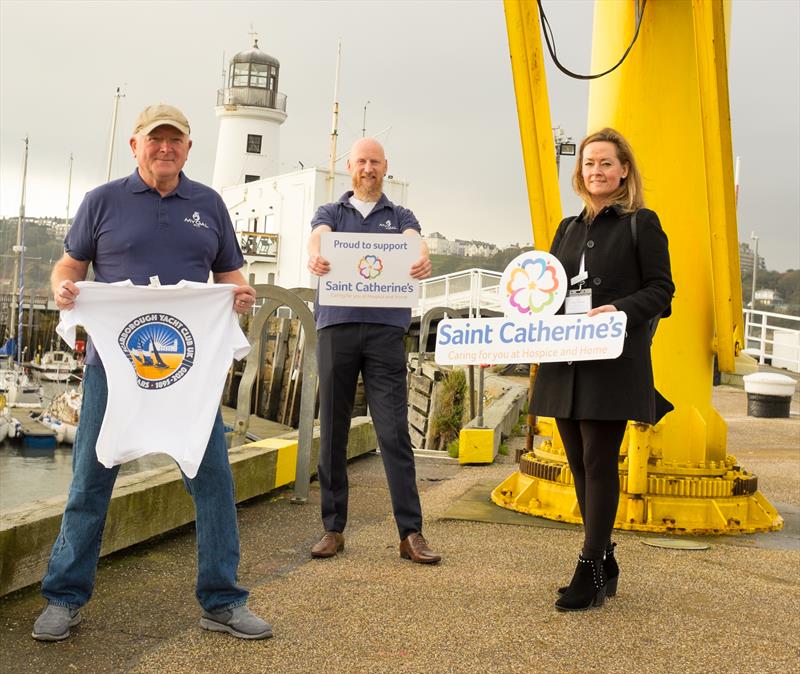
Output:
top-left (557, 543), bottom-right (619, 597)
top-left (554, 554), bottom-right (606, 612)
top-left (604, 542), bottom-right (619, 597)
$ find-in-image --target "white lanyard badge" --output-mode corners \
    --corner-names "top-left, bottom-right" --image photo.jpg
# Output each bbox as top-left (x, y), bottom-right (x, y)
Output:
top-left (565, 252), bottom-right (591, 314)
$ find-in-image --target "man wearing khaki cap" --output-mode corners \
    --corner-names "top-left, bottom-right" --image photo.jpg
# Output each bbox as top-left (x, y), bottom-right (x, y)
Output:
top-left (32, 104), bottom-right (271, 641)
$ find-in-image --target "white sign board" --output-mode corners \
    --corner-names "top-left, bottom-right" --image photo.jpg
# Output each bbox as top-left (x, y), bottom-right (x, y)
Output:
top-left (434, 313), bottom-right (628, 365)
top-left (434, 249), bottom-right (627, 365)
top-left (319, 232), bottom-right (419, 308)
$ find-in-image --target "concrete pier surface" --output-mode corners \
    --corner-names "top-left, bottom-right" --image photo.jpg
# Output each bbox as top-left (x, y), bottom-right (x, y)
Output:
top-left (0, 381), bottom-right (797, 673)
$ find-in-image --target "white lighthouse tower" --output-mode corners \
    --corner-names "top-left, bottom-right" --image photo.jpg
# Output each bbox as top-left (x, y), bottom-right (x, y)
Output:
top-left (212, 39), bottom-right (287, 192)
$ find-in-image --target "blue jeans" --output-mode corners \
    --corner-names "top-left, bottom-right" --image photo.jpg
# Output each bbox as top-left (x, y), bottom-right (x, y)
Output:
top-left (41, 365), bottom-right (248, 612)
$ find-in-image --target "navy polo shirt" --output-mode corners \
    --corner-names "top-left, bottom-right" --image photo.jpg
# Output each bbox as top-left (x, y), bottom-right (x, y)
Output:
top-left (66, 169), bottom-right (244, 365)
top-left (311, 191), bottom-right (421, 331)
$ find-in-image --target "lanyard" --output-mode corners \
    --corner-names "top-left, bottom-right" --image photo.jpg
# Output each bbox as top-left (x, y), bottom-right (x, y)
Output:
top-left (571, 253), bottom-right (588, 288)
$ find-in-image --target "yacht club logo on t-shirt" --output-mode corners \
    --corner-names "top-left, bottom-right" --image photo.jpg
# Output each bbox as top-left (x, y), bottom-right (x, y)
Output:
top-left (118, 314), bottom-right (195, 389)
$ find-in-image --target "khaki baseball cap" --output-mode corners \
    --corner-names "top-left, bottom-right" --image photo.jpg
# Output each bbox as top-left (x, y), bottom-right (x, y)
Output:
top-left (133, 104), bottom-right (191, 136)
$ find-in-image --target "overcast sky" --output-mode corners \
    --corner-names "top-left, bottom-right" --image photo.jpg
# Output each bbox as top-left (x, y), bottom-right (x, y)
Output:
top-left (1, 0), bottom-right (798, 271)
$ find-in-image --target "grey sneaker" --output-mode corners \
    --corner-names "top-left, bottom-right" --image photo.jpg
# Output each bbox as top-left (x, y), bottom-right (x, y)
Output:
top-left (32, 604), bottom-right (82, 641)
top-left (200, 605), bottom-right (272, 640)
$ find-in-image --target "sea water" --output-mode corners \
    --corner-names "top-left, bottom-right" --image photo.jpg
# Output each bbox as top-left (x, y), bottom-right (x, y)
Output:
top-left (0, 380), bottom-right (173, 512)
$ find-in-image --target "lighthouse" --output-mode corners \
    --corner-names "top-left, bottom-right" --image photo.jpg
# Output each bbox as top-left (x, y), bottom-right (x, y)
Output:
top-left (213, 39), bottom-right (410, 291)
top-left (212, 40), bottom-right (287, 192)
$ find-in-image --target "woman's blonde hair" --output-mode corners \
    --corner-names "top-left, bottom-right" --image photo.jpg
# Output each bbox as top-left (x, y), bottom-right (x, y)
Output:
top-left (571, 127), bottom-right (644, 220)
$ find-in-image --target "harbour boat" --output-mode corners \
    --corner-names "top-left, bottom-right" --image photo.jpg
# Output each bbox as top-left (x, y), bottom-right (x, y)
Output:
top-left (37, 388), bottom-right (81, 445)
top-left (0, 363), bottom-right (44, 408)
top-left (0, 358), bottom-right (18, 393)
top-left (36, 413), bottom-right (76, 444)
top-left (16, 412), bottom-right (57, 448)
top-left (0, 396), bottom-right (21, 442)
top-left (0, 342), bottom-right (20, 393)
top-left (29, 349), bottom-right (80, 382)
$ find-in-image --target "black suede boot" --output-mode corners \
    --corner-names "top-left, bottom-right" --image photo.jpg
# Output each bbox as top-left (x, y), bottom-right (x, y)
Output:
top-left (558, 543), bottom-right (619, 597)
top-left (604, 542), bottom-right (619, 597)
top-left (554, 554), bottom-right (606, 612)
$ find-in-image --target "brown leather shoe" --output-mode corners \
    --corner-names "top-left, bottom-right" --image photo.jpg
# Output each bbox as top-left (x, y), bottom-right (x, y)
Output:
top-left (399, 532), bottom-right (441, 564)
top-left (311, 531), bottom-right (344, 558)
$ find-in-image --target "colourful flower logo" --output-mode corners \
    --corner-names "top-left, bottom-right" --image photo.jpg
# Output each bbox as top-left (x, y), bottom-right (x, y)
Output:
top-left (506, 257), bottom-right (561, 315)
top-left (358, 255), bottom-right (383, 279)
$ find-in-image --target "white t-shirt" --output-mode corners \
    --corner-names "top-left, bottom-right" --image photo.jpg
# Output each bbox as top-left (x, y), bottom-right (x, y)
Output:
top-left (349, 196), bottom-right (377, 219)
top-left (57, 281), bottom-right (250, 478)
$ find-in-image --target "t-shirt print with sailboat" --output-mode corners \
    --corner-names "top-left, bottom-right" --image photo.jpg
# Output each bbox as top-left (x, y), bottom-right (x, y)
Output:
top-left (118, 313), bottom-right (195, 390)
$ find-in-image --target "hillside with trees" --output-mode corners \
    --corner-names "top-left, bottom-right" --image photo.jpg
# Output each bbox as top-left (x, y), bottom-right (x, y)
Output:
top-left (740, 267), bottom-right (800, 314)
top-left (430, 246), bottom-right (534, 277)
top-left (1, 216), bottom-right (798, 314)
top-left (0, 217), bottom-right (64, 294)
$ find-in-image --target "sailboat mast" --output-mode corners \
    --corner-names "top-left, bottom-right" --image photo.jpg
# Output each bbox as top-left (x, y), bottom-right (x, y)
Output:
top-left (9, 135), bottom-right (29, 361)
top-left (66, 153), bottom-right (74, 227)
top-left (106, 87), bottom-right (123, 182)
top-left (327, 39), bottom-right (342, 202)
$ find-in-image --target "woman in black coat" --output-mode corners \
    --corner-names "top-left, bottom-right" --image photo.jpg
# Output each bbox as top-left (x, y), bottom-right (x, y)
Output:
top-left (531, 128), bottom-right (674, 612)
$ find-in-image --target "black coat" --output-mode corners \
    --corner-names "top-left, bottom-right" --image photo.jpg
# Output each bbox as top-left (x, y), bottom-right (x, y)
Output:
top-left (530, 206), bottom-right (675, 424)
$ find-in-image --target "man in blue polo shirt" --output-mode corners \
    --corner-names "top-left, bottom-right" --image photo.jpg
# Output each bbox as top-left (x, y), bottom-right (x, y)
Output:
top-left (307, 137), bottom-right (441, 564)
top-left (32, 104), bottom-right (271, 642)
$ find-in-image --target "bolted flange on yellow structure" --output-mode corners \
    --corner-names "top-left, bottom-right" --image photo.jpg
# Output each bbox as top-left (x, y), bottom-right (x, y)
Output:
top-left (496, 0), bottom-right (783, 535)
top-left (491, 419), bottom-right (783, 534)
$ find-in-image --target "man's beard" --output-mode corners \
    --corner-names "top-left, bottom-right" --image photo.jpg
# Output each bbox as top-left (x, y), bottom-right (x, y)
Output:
top-left (352, 172), bottom-right (383, 201)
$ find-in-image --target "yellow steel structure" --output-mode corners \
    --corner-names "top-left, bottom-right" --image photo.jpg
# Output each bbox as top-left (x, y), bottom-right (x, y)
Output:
top-left (503, 0), bottom-right (563, 242)
top-left (492, 0), bottom-right (782, 534)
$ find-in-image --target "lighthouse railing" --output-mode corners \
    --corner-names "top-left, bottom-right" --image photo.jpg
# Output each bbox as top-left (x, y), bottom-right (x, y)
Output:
top-left (217, 88), bottom-right (287, 112)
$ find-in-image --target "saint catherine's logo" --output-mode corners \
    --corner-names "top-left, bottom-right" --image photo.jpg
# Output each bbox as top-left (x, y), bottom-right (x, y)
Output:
top-left (358, 254), bottom-right (383, 279)
top-left (118, 314), bottom-right (195, 389)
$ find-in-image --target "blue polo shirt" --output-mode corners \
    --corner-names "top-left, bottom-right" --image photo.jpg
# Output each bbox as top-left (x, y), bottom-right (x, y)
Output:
top-left (311, 191), bottom-right (421, 331)
top-left (65, 169), bottom-right (244, 365)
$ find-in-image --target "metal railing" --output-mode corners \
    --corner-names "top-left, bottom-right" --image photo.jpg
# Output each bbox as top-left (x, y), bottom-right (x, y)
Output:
top-left (743, 308), bottom-right (800, 372)
top-left (417, 268), bottom-right (503, 317)
top-left (217, 88), bottom-right (287, 112)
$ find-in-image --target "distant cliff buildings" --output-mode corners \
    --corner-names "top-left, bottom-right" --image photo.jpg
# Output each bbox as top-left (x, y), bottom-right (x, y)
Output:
top-left (754, 288), bottom-right (784, 308)
top-left (739, 241), bottom-right (766, 275)
top-left (424, 232), bottom-right (499, 257)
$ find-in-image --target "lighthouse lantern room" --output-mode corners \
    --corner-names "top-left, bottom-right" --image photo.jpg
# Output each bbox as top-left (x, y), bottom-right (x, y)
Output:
top-left (212, 39), bottom-right (287, 192)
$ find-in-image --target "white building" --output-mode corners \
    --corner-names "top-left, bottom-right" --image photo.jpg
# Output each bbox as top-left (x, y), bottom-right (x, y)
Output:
top-left (754, 288), bottom-right (784, 307)
top-left (424, 232), bottom-right (457, 256)
top-left (424, 232), bottom-right (498, 258)
top-left (739, 242), bottom-right (766, 275)
top-left (221, 169), bottom-right (409, 289)
top-left (214, 41), bottom-right (412, 289)
top-left (463, 241), bottom-right (498, 257)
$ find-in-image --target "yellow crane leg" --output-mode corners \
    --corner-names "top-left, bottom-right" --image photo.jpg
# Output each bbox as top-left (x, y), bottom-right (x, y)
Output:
top-left (502, 0), bottom-right (563, 245)
top-left (493, 0), bottom-right (782, 534)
